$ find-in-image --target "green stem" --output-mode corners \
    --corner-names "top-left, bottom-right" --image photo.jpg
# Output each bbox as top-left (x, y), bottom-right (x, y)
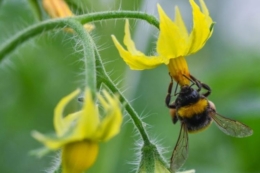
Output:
top-left (0, 18), bottom-right (67, 60)
top-left (75, 11), bottom-right (159, 29)
top-left (64, 20), bottom-right (96, 96)
top-left (94, 46), bottom-right (151, 144)
top-left (0, 11), bottom-right (159, 61)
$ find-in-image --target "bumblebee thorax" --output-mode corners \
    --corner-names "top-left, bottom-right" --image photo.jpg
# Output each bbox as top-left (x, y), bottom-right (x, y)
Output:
top-left (176, 86), bottom-right (200, 107)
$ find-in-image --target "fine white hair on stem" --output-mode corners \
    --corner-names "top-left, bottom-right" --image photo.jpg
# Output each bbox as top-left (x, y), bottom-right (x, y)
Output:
top-left (127, 131), bottom-right (169, 173)
top-left (128, 138), bottom-right (144, 173)
top-left (44, 151), bottom-right (61, 173)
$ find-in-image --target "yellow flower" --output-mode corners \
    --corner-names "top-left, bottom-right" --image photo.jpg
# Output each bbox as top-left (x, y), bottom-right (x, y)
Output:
top-left (42, 0), bottom-right (94, 32)
top-left (112, 0), bottom-right (213, 86)
top-left (32, 88), bottom-right (122, 173)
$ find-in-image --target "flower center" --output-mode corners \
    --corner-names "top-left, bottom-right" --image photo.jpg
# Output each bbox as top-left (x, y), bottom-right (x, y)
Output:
top-left (62, 140), bottom-right (98, 173)
top-left (167, 56), bottom-right (190, 86)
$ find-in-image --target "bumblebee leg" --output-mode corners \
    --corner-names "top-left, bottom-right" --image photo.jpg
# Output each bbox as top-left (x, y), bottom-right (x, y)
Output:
top-left (182, 74), bottom-right (198, 90)
top-left (189, 75), bottom-right (202, 92)
top-left (166, 74), bottom-right (179, 123)
top-left (190, 75), bottom-right (211, 97)
top-left (201, 83), bottom-right (211, 97)
top-left (166, 76), bottom-right (176, 109)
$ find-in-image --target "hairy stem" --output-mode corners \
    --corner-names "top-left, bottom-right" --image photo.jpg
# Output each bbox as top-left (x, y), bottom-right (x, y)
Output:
top-left (0, 11), bottom-right (159, 61)
top-left (75, 11), bottom-right (159, 29)
top-left (94, 45), bottom-right (150, 144)
top-left (0, 18), bottom-right (67, 61)
top-left (64, 20), bottom-right (96, 96)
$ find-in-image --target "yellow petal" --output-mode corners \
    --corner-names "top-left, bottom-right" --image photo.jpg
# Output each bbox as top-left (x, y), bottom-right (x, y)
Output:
top-left (97, 91), bottom-right (110, 110)
top-left (112, 35), bottom-right (164, 69)
top-left (31, 131), bottom-right (73, 150)
top-left (54, 89), bottom-right (80, 137)
top-left (199, 0), bottom-right (214, 28)
top-left (199, 0), bottom-right (209, 15)
top-left (174, 6), bottom-right (188, 41)
top-left (32, 112), bottom-right (87, 150)
top-left (63, 111), bottom-right (81, 125)
top-left (75, 88), bottom-right (100, 139)
top-left (187, 0), bottom-right (213, 54)
top-left (123, 20), bottom-right (144, 55)
top-left (61, 111), bottom-right (82, 136)
top-left (32, 111), bottom-right (90, 150)
top-left (157, 4), bottom-right (188, 59)
top-left (94, 91), bottom-right (122, 141)
top-left (95, 108), bottom-right (122, 141)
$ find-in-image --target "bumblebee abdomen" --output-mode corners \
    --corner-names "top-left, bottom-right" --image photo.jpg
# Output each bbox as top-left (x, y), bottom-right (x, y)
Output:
top-left (177, 98), bottom-right (212, 133)
top-left (185, 111), bottom-right (212, 133)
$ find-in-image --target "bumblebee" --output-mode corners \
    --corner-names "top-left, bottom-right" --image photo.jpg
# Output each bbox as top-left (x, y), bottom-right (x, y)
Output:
top-left (165, 75), bottom-right (253, 171)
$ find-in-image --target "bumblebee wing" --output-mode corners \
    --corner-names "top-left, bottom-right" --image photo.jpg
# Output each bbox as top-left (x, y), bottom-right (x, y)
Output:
top-left (209, 110), bottom-right (253, 138)
top-left (170, 123), bottom-right (189, 172)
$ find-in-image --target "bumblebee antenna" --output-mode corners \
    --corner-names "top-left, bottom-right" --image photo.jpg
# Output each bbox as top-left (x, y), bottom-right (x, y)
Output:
top-left (184, 74), bottom-right (212, 97)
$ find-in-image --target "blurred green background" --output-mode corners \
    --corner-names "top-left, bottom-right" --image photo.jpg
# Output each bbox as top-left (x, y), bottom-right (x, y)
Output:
top-left (0, 0), bottom-right (259, 172)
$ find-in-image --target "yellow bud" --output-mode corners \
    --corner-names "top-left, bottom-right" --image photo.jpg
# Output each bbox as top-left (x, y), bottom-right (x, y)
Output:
top-left (62, 140), bottom-right (98, 173)
top-left (43, 0), bottom-right (73, 18)
top-left (42, 0), bottom-right (95, 33)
